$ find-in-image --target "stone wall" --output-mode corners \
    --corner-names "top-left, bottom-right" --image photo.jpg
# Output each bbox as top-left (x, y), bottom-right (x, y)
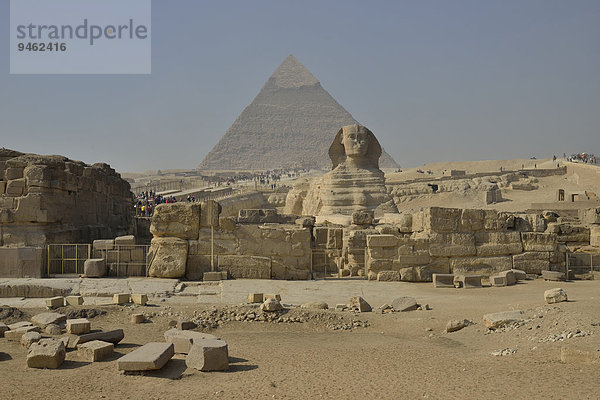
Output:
top-left (0, 149), bottom-right (133, 247)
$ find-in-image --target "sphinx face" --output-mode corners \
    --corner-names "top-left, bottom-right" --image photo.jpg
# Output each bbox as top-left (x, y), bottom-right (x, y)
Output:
top-left (341, 126), bottom-right (370, 158)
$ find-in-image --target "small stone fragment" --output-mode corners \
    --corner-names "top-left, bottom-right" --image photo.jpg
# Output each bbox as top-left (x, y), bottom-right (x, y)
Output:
top-left (65, 296), bottom-right (84, 306)
top-left (5, 326), bottom-right (41, 341)
top-left (27, 338), bottom-right (66, 369)
top-left (45, 297), bottom-right (65, 309)
top-left (131, 314), bottom-right (145, 324)
top-left (544, 288), bottom-right (568, 304)
top-left (77, 340), bottom-right (114, 362)
top-left (20, 331), bottom-right (42, 348)
top-left (177, 320), bottom-right (197, 330)
top-left (300, 302), bottom-right (328, 310)
top-left (260, 298), bottom-right (283, 312)
top-left (349, 297), bottom-right (372, 312)
top-left (164, 329), bottom-right (218, 354)
top-left (45, 324), bottom-right (62, 335)
top-left (265, 294), bottom-right (282, 301)
top-left (113, 293), bottom-right (130, 305)
top-left (32, 312), bottom-right (67, 328)
top-left (445, 319), bottom-right (471, 333)
top-left (247, 293), bottom-right (264, 303)
top-left (185, 339), bottom-right (229, 371)
top-left (131, 294), bottom-right (148, 306)
top-left (66, 318), bottom-right (91, 334)
top-left (483, 310), bottom-right (525, 330)
top-left (391, 297), bottom-right (418, 312)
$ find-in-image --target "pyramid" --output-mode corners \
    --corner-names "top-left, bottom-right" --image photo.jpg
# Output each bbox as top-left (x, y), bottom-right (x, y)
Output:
top-left (199, 55), bottom-right (399, 170)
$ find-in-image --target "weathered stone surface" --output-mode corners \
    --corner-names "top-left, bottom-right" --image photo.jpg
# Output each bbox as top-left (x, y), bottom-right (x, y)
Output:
top-left (591, 226), bottom-right (600, 247)
top-left (545, 288), bottom-right (568, 304)
top-left (27, 338), bottom-right (66, 369)
top-left (451, 256), bottom-right (513, 276)
top-left (300, 302), bottom-right (329, 310)
top-left (350, 296), bottom-right (372, 312)
top-left (265, 294), bottom-right (282, 301)
top-left (73, 329), bottom-right (124, 346)
top-left (429, 233), bottom-right (476, 257)
top-left (200, 200), bottom-right (221, 228)
top-left (377, 270), bottom-right (401, 281)
top-left (475, 232), bottom-right (523, 256)
top-left (218, 255), bottom-right (270, 279)
top-left (186, 339), bottom-right (229, 371)
top-left (45, 324), bottom-right (62, 335)
top-left (150, 203), bottom-right (200, 239)
top-left (164, 329), bottom-right (218, 354)
top-left (483, 310), bottom-right (525, 330)
top-left (423, 207), bottom-right (461, 233)
top-left (176, 320), bottom-right (197, 331)
top-left (114, 235), bottom-right (136, 246)
top-left (489, 275), bottom-right (507, 287)
top-left (367, 234), bottom-right (399, 248)
top-left (560, 345), bottom-right (600, 364)
top-left (113, 293), bottom-right (130, 304)
top-left (454, 274), bottom-right (482, 288)
top-left (31, 312), bottom-right (66, 327)
top-left (446, 319), bottom-right (471, 333)
top-left (513, 252), bottom-right (549, 274)
top-left (131, 294), bottom-right (148, 306)
top-left (5, 326), bottom-right (40, 341)
top-left (510, 269), bottom-right (527, 281)
top-left (203, 271), bottom-right (224, 281)
top-left (131, 313), bottom-right (145, 324)
top-left (66, 318), bottom-right (91, 334)
top-left (247, 293), bottom-right (264, 303)
top-left (260, 298), bottom-right (283, 312)
top-left (8, 321), bottom-right (33, 330)
top-left (45, 297), bottom-right (64, 308)
top-left (521, 232), bottom-right (557, 252)
top-left (391, 297), bottom-right (418, 312)
top-left (352, 210), bottom-right (374, 225)
top-left (77, 340), bottom-right (114, 362)
top-left (498, 270), bottom-right (517, 286)
top-left (93, 239), bottom-right (114, 251)
top-left (84, 259), bottom-right (107, 277)
top-left (65, 295), bottom-right (84, 306)
top-left (147, 237), bottom-right (188, 278)
top-left (117, 342), bottom-right (174, 372)
top-left (542, 270), bottom-right (565, 281)
top-left (20, 331), bottom-right (42, 348)
top-left (433, 273), bottom-right (455, 288)
top-left (579, 207), bottom-right (600, 225)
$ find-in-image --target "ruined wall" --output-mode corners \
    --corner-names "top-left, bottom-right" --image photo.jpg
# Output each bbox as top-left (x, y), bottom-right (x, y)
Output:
top-left (0, 149), bottom-right (133, 247)
top-left (364, 207), bottom-right (592, 281)
top-left (148, 203), bottom-right (312, 280)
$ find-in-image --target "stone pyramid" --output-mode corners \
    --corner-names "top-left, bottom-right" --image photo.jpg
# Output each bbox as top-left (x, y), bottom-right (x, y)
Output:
top-left (199, 55), bottom-right (398, 170)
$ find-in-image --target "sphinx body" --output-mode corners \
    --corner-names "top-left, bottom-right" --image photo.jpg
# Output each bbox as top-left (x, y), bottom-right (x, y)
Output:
top-left (285, 124), bottom-right (397, 218)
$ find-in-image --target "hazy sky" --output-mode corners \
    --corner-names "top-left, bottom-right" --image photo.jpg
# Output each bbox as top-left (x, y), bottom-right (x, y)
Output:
top-left (1, 0), bottom-right (599, 172)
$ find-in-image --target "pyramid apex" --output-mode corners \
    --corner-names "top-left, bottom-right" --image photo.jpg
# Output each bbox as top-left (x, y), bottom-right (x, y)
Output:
top-left (269, 55), bottom-right (319, 88)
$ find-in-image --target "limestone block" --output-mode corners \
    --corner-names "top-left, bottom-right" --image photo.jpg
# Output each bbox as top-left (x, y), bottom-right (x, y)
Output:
top-left (579, 208), bottom-right (600, 225)
top-left (351, 210), bottom-right (374, 225)
top-left (117, 342), bottom-right (174, 372)
top-left (5, 326), bottom-right (41, 341)
top-left (248, 293), bottom-right (264, 303)
top-left (265, 294), bottom-right (282, 301)
top-left (45, 297), bottom-right (65, 309)
top-left (150, 202), bottom-right (200, 239)
top-left (186, 339), bottom-right (229, 371)
top-left (32, 312), bottom-right (66, 327)
top-left (460, 209), bottom-right (485, 232)
top-left (93, 239), bottom-right (114, 251)
top-left (84, 258), bottom-right (107, 277)
top-left (6, 179), bottom-right (26, 196)
top-left (327, 228), bottom-right (343, 249)
top-left (591, 226), bottom-right (600, 247)
top-left (545, 288), bottom-right (568, 304)
top-left (77, 340), bottom-right (114, 362)
top-left (367, 258), bottom-right (394, 274)
top-left (203, 271), bottom-right (224, 281)
top-left (66, 318), bottom-right (91, 334)
top-left (65, 295), bottom-right (84, 306)
top-left (368, 246), bottom-right (397, 260)
top-left (483, 310), bottom-right (525, 330)
top-left (377, 270), bottom-right (401, 281)
top-left (391, 297), bottom-right (418, 312)
top-left (475, 232), bottom-right (523, 256)
top-left (164, 329), bottom-right (218, 354)
top-left (260, 298), bottom-right (283, 312)
top-left (8, 321), bottom-right (33, 330)
top-left (131, 294), bottom-right (148, 306)
top-left (521, 232), bottom-right (557, 252)
top-left (300, 301), bottom-right (328, 309)
top-left (542, 270), bottom-right (565, 281)
top-left (237, 208), bottom-right (285, 224)
top-left (73, 329), bottom-right (124, 347)
top-left (131, 314), bottom-right (145, 324)
top-left (510, 269), bottom-right (527, 281)
top-left (433, 273), bottom-right (454, 288)
top-left (186, 254), bottom-right (212, 280)
top-left (21, 331), bottom-right (42, 348)
top-left (489, 275), bottom-right (507, 287)
top-left (396, 253), bottom-right (431, 267)
top-left (367, 234), bottom-right (398, 248)
top-left (446, 319), bottom-right (471, 333)
top-left (512, 252), bottom-right (550, 274)
top-left (557, 225), bottom-right (590, 244)
top-left (450, 256), bottom-right (513, 276)
top-left (429, 233), bottom-right (476, 257)
top-left (454, 274), bottom-right (482, 288)
top-left (423, 207), bottom-right (461, 233)
top-left (176, 320), bottom-right (197, 330)
top-left (147, 237), bottom-right (188, 278)
top-left (113, 293), bottom-right (130, 304)
top-left (314, 227), bottom-right (328, 247)
top-left (350, 296), bottom-right (372, 312)
top-left (411, 211), bottom-right (425, 232)
top-left (218, 255), bottom-right (270, 279)
top-left (498, 270), bottom-right (517, 286)
top-left (114, 235), bottom-right (135, 245)
top-left (27, 338), bottom-right (66, 369)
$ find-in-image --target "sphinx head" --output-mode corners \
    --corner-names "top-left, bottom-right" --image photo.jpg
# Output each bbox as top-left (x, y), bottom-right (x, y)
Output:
top-left (328, 124), bottom-right (382, 169)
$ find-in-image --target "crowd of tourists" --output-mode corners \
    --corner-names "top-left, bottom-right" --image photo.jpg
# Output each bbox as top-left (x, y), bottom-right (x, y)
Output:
top-left (566, 152), bottom-right (597, 164)
top-left (134, 190), bottom-right (178, 217)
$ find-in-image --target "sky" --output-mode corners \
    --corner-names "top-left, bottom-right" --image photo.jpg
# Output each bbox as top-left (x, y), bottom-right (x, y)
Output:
top-left (1, 0), bottom-right (599, 172)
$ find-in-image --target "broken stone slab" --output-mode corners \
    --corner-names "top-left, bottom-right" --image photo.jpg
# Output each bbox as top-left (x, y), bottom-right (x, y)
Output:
top-left (114, 235), bottom-right (136, 246)
top-left (72, 329), bottom-right (124, 347)
top-left (117, 342), bottom-right (174, 372)
top-left (176, 320), bottom-right (197, 330)
top-left (185, 339), bottom-right (229, 371)
top-left (131, 294), bottom-right (148, 306)
top-left (446, 319), bottom-right (472, 333)
top-left (20, 331), bottom-right (42, 348)
top-left (265, 294), bottom-right (282, 301)
top-left (84, 258), bottom-right (107, 278)
top-left (542, 270), bottom-right (565, 281)
top-left (454, 275), bottom-right (482, 288)
top-left (432, 273), bottom-right (455, 288)
top-left (77, 340), bottom-right (114, 362)
top-left (8, 321), bottom-right (32, 330)
top-left (260, 298), bottom-right (283, 312)
top-left (164, 328), bottom-right (218, 354)
top-left (490, 275), bottom-right (507, 287)
top-left (0, 322), bottom-right (8, 338)
top-left (66, 318), bottom-right (91, 334)
top-left (27, 338), bottom-right (66, 369)
top-left (5, 326), bottom-right (41, 341)
top-left (483, 310), bottom-right (525, 330)
top-left (391, 297), bottom-right (418, 312)
top-left (300, 302), bottom-right (329, 310)
top-left (65, 295), bottom-right (84, 306)
top-left (45, 324), bottom-right (62, 335)
top-left (45, 297), bottom-right (65, 309)
top-left (113, 293), bottom-right (130, 304)
top-left (498, 270), bottom-right (517, 286)
top-left (349, 296), bottom-right (372, 312)
top-left (510, 269), bottom-right (527, 281)
top-left (131, 314), bottom-right (145, 324)
top-left (31, 312), bottom-right (66, 327)
top-left (247, 293), bottom-right (264, 303)
top-left (545, 288), bottom-right (568, 304)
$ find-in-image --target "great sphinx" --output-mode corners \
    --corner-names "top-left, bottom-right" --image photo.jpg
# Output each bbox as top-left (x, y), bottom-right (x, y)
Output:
top-left (285, 124), bottom-right (397, 220)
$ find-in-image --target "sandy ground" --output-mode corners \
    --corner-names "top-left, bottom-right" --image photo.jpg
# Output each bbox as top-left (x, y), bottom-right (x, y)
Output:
top-left (2, 278), bottom-right (600, 399)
